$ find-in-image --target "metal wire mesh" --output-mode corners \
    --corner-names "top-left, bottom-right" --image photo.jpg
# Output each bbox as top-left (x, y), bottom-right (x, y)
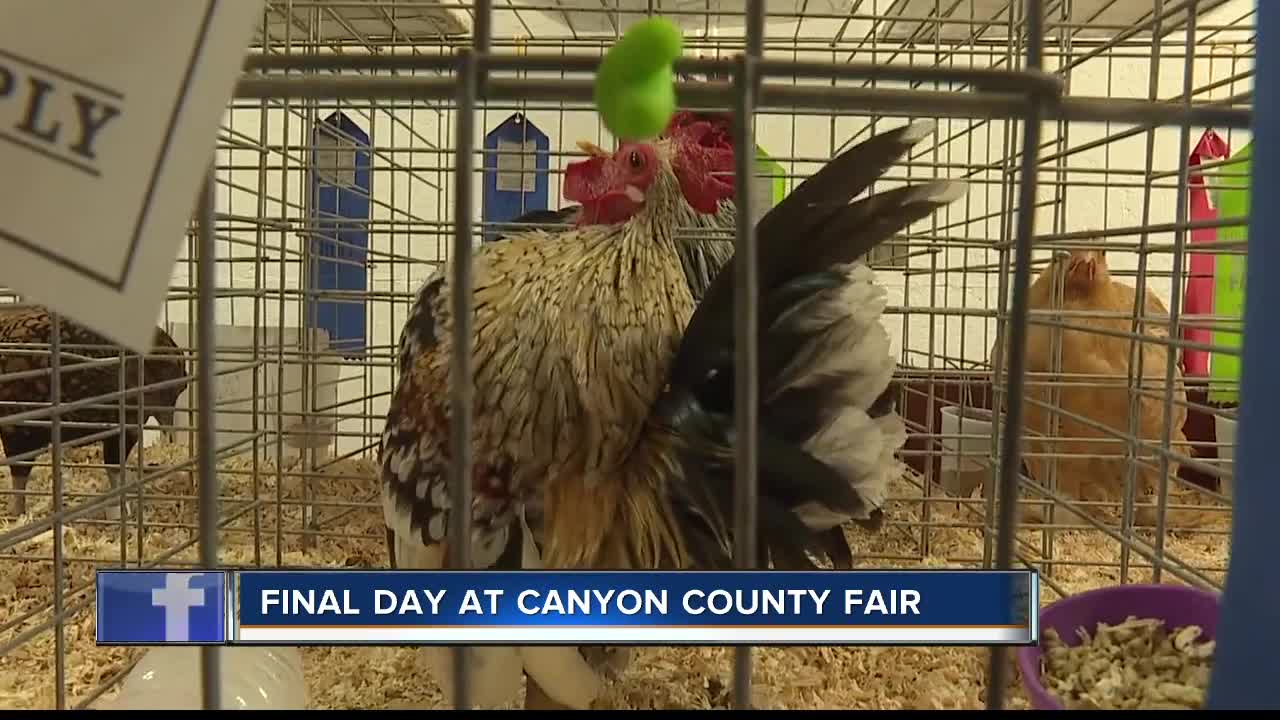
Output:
top-left (0, 0), bottom-right (1254, 710)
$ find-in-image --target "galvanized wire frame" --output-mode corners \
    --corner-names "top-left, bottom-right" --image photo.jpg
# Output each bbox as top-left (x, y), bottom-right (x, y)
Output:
top-left (732, 0), bottom-right (764, 709)
top-left (196, 166), bottom-right (224, 711)
top-left (0, 0), bottom-right (1259, 711)
top-left (449, 42), bottom-right (480, 716)
top-left (984, 0), bottom-right (1044, 706)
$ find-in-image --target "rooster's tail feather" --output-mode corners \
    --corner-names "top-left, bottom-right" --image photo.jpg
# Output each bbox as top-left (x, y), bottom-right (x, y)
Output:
top-left (653, 121), bottom-right (966, 571)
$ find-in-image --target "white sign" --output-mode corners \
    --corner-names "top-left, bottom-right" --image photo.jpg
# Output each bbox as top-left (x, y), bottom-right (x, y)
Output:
top-left (496, 138), bottom-right (538, 193)
top-left (0, 0), bottom-right (265, 352)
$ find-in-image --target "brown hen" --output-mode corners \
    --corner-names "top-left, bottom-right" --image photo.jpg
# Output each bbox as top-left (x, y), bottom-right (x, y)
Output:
top-left (992, 247), bottom-right (1209, 528)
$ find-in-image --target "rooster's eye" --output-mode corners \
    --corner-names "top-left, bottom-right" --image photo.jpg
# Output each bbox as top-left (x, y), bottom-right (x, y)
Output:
top-left (629, 151), bottom-right (644, 169)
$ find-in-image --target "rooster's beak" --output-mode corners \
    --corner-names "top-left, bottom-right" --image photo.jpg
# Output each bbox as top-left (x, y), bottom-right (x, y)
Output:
top-left (576, 140), bottom-right (609, 158)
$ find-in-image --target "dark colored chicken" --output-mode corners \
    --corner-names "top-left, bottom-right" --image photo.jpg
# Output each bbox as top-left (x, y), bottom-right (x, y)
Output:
top-left (0, 307), bottom-right (188, 517)
top-left (378, 114), bottom-right (964, 708)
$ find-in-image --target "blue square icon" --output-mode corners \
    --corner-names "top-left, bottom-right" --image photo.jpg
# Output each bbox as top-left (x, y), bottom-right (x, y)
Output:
top-left (96, 570), bottom-right (226, 645)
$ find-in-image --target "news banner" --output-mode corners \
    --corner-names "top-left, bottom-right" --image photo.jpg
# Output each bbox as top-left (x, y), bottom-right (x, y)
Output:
top-left (95, 569), bottom-right (1038, 647)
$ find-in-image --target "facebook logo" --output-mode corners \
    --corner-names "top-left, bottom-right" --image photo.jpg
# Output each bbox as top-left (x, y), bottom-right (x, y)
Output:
top-left (96, 570), bottom-right (226, 645)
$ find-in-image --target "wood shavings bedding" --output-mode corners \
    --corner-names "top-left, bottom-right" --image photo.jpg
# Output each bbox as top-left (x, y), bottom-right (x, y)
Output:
top-left (0, 444), bottom-right (1233, 711)
top-left (0, 440), bottom-right (381, 710)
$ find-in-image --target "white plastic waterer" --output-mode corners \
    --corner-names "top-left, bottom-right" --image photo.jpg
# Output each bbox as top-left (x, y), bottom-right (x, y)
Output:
top-left (1214, 412), bottom-right (1236, 498)
top-left (937, 405), bottom-right (999, 497)
top-left (96, 645), bottom-right (308, 710)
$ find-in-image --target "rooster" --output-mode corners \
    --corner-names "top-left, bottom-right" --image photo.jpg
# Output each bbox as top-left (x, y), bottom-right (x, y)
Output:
top-left (0, 306), bottom-right (188, 518)
top-left (379, 114), bottom-right (965, 709)
top-left (991, 247), bottom-right (1210, 528)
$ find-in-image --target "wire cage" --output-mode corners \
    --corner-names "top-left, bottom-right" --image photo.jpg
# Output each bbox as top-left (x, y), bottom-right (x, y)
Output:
top-left (0, 0), bottom-right (1256, 711)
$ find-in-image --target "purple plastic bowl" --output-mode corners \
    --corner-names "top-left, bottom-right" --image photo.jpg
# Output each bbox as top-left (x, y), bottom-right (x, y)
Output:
top-left (1016, 583), bottom-right (1221, 710)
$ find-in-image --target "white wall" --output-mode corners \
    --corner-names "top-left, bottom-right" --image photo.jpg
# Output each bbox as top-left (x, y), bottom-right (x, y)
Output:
top-left (164, 0), bottom-right (1257, 458)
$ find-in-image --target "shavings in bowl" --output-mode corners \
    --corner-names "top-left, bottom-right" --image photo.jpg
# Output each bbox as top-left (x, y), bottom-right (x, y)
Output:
top-left (1039, 616), bottom-right (1215, 710)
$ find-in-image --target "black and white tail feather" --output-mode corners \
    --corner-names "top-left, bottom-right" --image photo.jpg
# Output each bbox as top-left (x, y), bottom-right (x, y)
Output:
top-left (653, 118), bottom-right (966, 571)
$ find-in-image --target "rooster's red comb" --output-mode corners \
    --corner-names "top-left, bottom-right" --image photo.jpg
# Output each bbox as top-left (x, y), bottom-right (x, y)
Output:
top-left (664, 110), bottom-right (734, 142)
top-left (662, 110), bottom-right (736, 213)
